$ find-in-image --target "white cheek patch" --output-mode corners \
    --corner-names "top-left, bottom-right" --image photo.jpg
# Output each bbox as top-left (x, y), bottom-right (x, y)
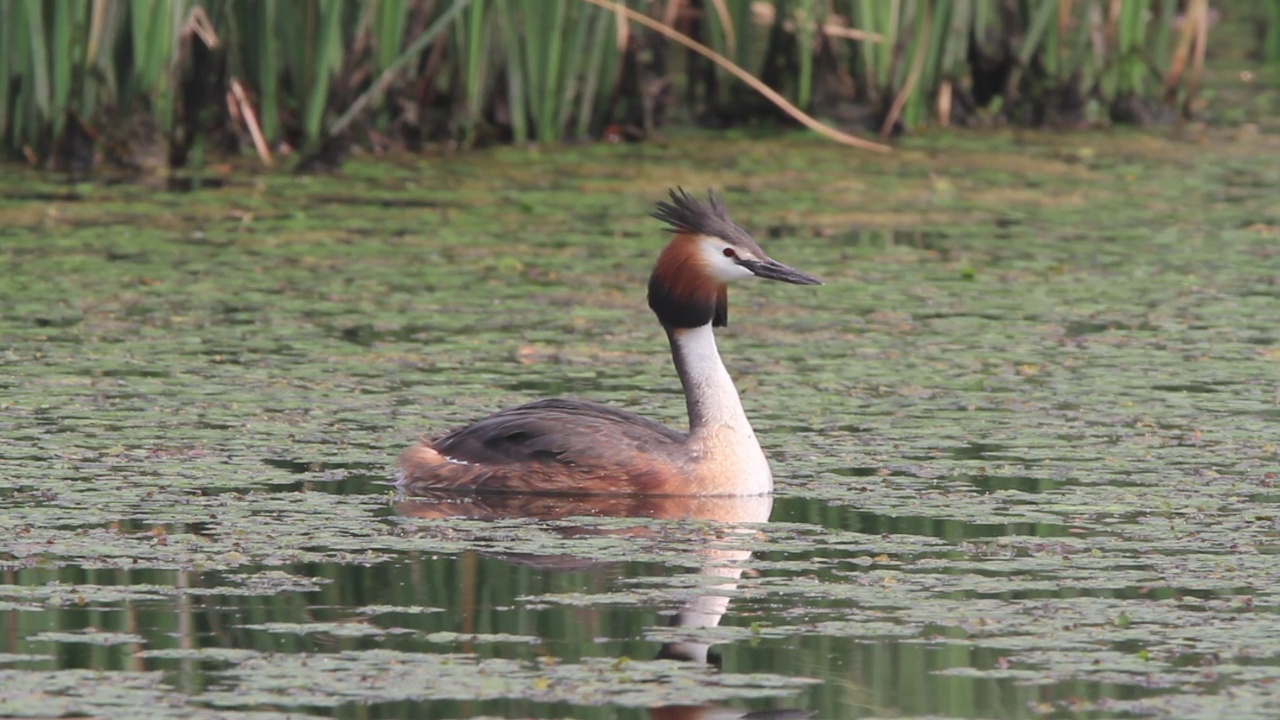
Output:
top-left (698, 241), bottom-right (755, 283)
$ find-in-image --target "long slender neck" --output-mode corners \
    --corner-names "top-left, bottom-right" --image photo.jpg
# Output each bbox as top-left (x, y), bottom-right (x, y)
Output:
top-left (666, 324), bottom-right (751, 436)
top-left (665, 323), bottom-right (773, 495)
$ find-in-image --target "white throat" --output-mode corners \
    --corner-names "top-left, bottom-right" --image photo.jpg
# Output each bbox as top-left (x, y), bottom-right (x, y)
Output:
top-left (669, 324), bottom-right (773, 493)
top-left (671, 324), bottom-right (748, 432)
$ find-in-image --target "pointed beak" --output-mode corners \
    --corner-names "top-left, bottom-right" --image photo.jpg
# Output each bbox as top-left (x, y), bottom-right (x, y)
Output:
top-left (738, 257), bottom-right (823, 285)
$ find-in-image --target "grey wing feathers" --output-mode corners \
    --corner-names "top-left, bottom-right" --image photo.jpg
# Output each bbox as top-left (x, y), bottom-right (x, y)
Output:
top-left (430, 399), bottom-right (686, 465)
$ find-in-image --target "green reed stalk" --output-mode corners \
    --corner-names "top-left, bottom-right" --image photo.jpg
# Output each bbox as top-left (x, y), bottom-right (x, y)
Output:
top-left (1116, 0), bottom-right (1147, 96)
top-left (373, 0), bottom-right (408, 74)
top-left (495, 0), bottom-right (528, 143)
top-left (938, 0), bottom-right (971, 76)
top-left (697, 0), bottom-right (750, 108)
top-left (303, 0), bottom-right (343, 142)
top-left (0, 0), bottom-right (1219, 162)
top-left (969, 0), bottom-right (1000, 60)
top-left (328, 0), bottom-right (471, 138)
top-left (1012, 0), bottom-right (1059, 85)
top-left (517, 0), bottom-right (543, 141)
top-left (532, 0), bottom-right (569, 144)
top-left (794, 0), bottom-right (819, 110)
top-left (19, 0), bottom-right (52, 146)
top-left (557, 5), bottom-right (593, 134)
top-left (366, 0), bottom-right (407, 131)
top-left (541, 0), bottom-right (569, 143)
top-left (224, 0), bottom-right (275, 143)
top-left (1267, 2), bottom-right (1280, 64)
top-left (848, 0), bottom-right (879, 104)
top-left (50, 1), bottom-right (78, 136)
top-left (880, 0), bottom-right (901, 91)
top-left (129, 0), bottom-right (186, 131)
top-left (1067, 1), bottom-right (1097, 91)
top-left (1150, 0), bottom-right (1177, 74)
top-left (460, 0), bottom-right (488, 143)
top-left (574, 4), bottom-right (615, 139)
top-left (900, 0), bottom-right (936, 128)
top-left (918, 0), bottom-right (953, 100)
top-left (0, 7), bottom-right (9, 139)
top-left (257, 0), bottom-right (281, 144)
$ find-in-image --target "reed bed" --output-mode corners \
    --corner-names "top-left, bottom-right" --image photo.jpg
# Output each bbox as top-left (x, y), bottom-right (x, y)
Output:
top-left (0, 0), bottom-right (1247, 170)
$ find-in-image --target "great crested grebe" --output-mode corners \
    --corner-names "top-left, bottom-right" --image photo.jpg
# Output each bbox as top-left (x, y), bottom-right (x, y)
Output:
top-left (397, 188), bottom-right (821, 496)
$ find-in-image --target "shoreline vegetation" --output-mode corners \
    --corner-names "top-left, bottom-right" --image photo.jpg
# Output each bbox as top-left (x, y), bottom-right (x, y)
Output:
top-left (1, 0), bottom-right (1274, 175)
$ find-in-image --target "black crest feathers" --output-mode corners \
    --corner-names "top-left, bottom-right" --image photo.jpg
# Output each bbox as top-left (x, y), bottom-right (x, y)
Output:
top-left (647, 188), bottom-right (750, 329)
top-left (651, 187), bottom-right (749, 241)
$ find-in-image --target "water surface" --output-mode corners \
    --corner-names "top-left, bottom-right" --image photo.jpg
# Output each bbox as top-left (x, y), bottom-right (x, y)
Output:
top-left (2, 131), bottom-right (1278, 718)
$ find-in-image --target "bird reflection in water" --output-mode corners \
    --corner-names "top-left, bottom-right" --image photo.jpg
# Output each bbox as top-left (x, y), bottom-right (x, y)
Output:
top-left (396, 488), bottom-right (813, 720)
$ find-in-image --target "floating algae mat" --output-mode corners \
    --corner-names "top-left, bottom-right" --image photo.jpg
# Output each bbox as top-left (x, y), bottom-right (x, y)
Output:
top-left (1, 131), bottom-right (1278, 718)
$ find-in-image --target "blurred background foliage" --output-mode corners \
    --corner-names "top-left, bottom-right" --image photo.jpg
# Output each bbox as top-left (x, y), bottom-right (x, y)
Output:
top-left (0, 0), bottom-right (1272, 172)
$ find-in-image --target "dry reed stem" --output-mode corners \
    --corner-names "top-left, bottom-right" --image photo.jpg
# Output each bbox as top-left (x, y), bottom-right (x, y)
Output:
top-left (1186, 0), bottom-right (1209, 115)
top-left (880, 1), bottom-right (929, 139)
top-left (580, 0), bottom-right (891, 153)
top-left (230, 79), bottom-right (272, 167)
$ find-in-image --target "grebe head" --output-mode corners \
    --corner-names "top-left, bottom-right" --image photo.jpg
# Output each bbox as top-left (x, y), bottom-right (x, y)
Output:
top-left (648, 188), bottom-right (822, 329)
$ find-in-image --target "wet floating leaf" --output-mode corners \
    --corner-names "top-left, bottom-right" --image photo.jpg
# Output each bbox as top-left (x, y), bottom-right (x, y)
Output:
top-left (422, 631), bottom-right (541, 644)
top-left (239, 621), bottom-right (416, 638)
top-left (355, 604), bottom-right (445, 615)
top-left (0, 583), bottom-right (171, 605)
top-left (0, 669), bottom-right (295, 719)
top-left (136, 648), bottom-right (263, 663)
top-left (198, 651), bottom-right (817, 708)
top-left (226, 570), bottom-right (332, 593)
top-left (0, 653), bottom-right (49, 664)
top-left (29, 630), bottom-right (146, 646)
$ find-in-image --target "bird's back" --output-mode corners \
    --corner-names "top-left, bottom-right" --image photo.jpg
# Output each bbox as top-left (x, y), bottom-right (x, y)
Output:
top-left (398, 398), bottom-right (691, 495)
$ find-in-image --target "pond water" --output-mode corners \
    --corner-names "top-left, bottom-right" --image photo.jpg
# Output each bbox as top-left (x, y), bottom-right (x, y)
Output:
top-left (1, 131), bottom-right (1278, 718)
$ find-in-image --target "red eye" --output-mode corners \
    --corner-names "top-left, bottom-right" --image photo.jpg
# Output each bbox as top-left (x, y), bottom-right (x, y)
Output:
top-left (723, 247), bottom-right (736, 258)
